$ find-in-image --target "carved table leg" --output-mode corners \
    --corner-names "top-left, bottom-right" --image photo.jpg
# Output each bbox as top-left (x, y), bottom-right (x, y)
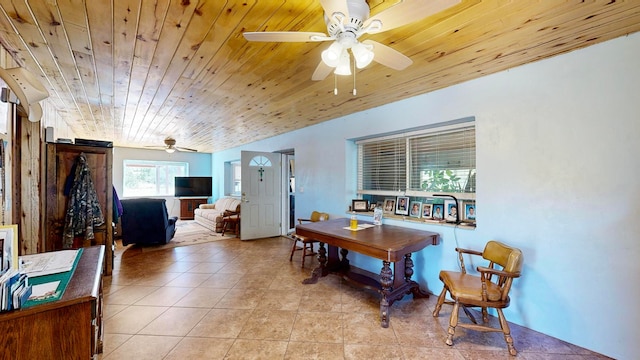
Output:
top-left (404, 253), bottom-right (414, 282)
top-left (340, 248), bottom-right (350, 270)
top-left (405, 253), bottom-right (429, 298)
top-left (379, 260), bottom-right (393, 328)
top-left (303, 242), bottom-right (327, 284)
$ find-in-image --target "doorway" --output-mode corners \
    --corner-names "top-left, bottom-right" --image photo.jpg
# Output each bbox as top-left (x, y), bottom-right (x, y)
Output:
top-left (236, 149), bottom-right (294, 239)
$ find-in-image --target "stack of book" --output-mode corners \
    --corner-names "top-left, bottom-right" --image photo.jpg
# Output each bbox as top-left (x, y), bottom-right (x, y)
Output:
top-left (0, 269), bottom-right (31, 312)
top-left (0, 224), bottom-right (30, 312)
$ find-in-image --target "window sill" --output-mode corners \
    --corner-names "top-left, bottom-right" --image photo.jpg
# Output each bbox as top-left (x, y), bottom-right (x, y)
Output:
top-left (349, 211), bottom-right (476, 229)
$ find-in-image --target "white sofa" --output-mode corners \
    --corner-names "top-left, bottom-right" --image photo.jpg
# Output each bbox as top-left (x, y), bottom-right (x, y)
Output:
top-left (194, 197), bottom-right (241, 232)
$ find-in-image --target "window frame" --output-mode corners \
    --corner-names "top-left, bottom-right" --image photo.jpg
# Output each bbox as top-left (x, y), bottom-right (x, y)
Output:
top-left (356, 119), bottom-right (476, 200)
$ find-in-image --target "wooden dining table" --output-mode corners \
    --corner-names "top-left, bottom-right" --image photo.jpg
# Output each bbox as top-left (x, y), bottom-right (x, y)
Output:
top-left (295, 218), bottom-right (439, 327)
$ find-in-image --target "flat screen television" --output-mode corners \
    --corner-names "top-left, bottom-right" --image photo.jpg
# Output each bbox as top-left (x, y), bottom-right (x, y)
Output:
top-left (174, 176), bottom-right (212, 197)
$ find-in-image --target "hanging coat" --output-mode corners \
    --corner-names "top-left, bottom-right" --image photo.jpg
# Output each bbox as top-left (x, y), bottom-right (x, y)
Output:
top-left (62, 153), bottom-right (105, 248)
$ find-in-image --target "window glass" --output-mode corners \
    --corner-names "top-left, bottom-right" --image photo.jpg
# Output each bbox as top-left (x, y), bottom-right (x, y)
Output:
top-left (123, 160), bottom-right (188, 197)
top-left (232, 161), bottom-right (241, 195)
top-left (225, 160), bottom-right (241, 196)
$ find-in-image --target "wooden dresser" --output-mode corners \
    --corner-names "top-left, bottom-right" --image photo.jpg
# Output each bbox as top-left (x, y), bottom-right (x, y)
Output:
top-left (179, 197), bottom-right (208, 220)
top-left (0, 246), bottom-right (104, 359)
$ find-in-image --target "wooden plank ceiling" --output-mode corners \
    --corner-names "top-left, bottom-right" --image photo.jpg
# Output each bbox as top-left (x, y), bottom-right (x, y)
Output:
top-left (0, 0), bottom-right (638, 153)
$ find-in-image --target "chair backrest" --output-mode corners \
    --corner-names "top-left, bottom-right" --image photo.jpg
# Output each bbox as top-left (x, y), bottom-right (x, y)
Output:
top-left (483, 241), bottom-right (523, 273)
top-left (309, 211), bottom-right (329, 222)
top-left (482, 240), bottom-right (523, 300)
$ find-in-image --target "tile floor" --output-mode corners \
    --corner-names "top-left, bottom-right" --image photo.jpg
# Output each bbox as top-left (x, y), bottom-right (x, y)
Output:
top-left (100, 234), bottom-right (611, 360)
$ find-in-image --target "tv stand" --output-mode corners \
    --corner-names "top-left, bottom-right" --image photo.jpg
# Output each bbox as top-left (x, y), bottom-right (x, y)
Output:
top-left (179, 198), bottom-right (208, 220)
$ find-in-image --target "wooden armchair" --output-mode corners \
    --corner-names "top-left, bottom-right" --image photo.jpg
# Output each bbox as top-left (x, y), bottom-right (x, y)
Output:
top-left (432, 240), bottom-right (524, 356)
top-left (221, 206), bottom-right (240, 236)
top-left (289, 211), bottom-right (329, 267)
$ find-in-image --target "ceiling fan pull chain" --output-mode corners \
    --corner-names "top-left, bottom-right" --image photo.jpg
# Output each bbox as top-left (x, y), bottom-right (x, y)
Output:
top-left (353, 56), bottom-right (357, 96)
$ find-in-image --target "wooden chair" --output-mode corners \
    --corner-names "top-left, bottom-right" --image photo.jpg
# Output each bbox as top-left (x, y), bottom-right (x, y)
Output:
top-left (289, 211), bottom-right (329, 267)
top-left (432, 240), bottom-right (524, 356)
top-left (221, 207), bottom-right (240, 236)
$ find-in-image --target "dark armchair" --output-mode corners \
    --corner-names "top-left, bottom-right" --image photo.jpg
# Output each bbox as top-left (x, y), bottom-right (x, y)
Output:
top-left (120, 198), bottom-right (178, 245)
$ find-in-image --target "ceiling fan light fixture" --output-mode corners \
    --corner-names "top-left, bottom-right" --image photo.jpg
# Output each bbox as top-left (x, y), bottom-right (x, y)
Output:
top-left (165, 146), bottom-right (176, 154)
top-left (352, 42), bottom-right (374, 69)
top-left (321, 42), bottom-right (343, 67)
top-left (334, 50), bottom-right (352, 76)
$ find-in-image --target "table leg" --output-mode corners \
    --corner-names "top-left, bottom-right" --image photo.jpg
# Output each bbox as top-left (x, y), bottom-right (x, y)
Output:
top-left (303, 242), bottom-right (327, 284)
top-left (405, 253), bottom-right (429, 298)
top-left (340, 248), bottom-right (350, 269)
top-left (379, 260), bottom-right (393, 328)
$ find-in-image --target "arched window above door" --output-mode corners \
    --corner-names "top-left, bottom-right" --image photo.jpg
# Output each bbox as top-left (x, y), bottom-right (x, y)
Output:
top-left (249, 155), bottom-right (272, 167)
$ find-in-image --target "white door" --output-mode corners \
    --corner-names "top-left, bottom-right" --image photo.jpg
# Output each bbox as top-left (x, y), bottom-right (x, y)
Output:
top-left (240, 151), bottom-right (282, 240)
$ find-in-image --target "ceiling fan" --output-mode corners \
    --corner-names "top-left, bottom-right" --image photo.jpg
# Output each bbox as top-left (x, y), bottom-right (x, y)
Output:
top-left (146, 137), bottom-right (197, 153)
top-left (243, 0), bottom-right (460, 81)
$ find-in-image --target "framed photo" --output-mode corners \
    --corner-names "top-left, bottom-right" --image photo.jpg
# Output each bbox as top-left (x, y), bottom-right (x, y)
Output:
top-left (383, 198), bottom-right (396, 214)
top-left (463, 202), bottom-right (476, 220)
top-left (373, 207), bottom-right (383, 225)
top-left (369, 202), bottom-right (377, 211)
top-left (444, 199), bottom-right (459, 222)
top-left (352, 199), bottom-right (369, 212)
top-left (432, 204), bottom-right (444, 220)
top-left (409, 201), bottom-right (422, 218)
top-left (0, 224), bottom-right (18, 272)
top-left (421, 203), bottom-right (433, 219)
top-left (395, 196), bottom-right (410, 216)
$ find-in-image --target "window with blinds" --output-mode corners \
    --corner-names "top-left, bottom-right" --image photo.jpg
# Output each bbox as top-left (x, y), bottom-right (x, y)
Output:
top-left (358, 138), bottom-right (407, 192)
top-left (357, 122), bottom-right (475, 196)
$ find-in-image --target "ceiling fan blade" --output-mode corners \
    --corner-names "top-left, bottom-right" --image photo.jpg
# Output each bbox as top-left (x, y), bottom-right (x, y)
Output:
top-left (363, 0), bottom-right (461, 34)
top-left (311, 60), bottom-right (334, 81)
top-left (243, 31), bottom-right (331, 42)
top-left (176, 146), bottom-right (198, 152)
top-left (319, 0), bottom-right (350, 18)
top-left (363, 40), bottom-right (413, 70)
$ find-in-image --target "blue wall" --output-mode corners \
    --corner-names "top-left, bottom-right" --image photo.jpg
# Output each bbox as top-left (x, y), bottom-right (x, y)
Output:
top-left (211, 33), bottom-right (640, 359)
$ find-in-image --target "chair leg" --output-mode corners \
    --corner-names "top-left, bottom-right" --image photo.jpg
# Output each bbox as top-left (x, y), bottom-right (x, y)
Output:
top-left (432, 286), bottom-right (448, 317)
top-left (497, 308), bottom-right (517, 356)
top-left (445, 301), bottom-right (460, 346)
top-left (289, 238), bottom-right (299, 261)
top-left (482, 307), bottom-right (489, 323)
top-left (301, 242), bottom-right (307, 268)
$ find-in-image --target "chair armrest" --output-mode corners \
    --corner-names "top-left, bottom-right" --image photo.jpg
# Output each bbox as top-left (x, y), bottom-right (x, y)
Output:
top-left (223, 210), bottom-right (239, 216)
top-left (455, 247), bottom-right (483, 256)
top-left (455, 247), bottom-right (483, 274)
top-left (477, 266), bottom-right (521, 279)
top-left (297, 218), bottom-right (311, 224)
top-left (199, 204), bottom-right (216, 209)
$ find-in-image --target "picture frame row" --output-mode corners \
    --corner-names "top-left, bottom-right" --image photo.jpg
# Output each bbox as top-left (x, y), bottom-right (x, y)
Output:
top-left (381, 197), bottom-right (476, 221)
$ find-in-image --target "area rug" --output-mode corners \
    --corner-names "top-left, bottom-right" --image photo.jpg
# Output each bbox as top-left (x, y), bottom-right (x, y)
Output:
top-left (119, 220), bottom-right (237, 254)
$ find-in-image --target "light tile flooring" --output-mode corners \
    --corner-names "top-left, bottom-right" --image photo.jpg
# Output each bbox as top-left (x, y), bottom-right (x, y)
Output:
top-left (101, 234), bottom-right (611, 360)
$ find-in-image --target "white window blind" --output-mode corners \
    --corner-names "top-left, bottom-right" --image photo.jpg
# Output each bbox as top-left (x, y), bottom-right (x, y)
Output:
top-left (357, 123), bottom-right (475, 196)
top-left (409, 126), bottom-right (475, 192)
top-left (358, 137), bottom-right (406, 192)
